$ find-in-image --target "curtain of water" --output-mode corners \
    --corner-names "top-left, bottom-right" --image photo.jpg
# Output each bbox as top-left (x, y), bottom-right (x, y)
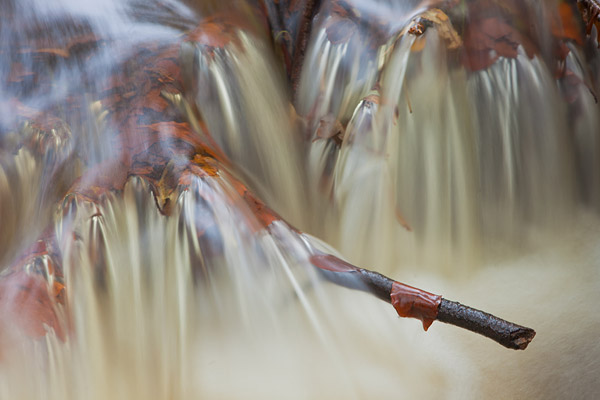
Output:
top-left (1, 0), bottom-right (600, 398)
top-left (299, 1), bottom-right (599, 276)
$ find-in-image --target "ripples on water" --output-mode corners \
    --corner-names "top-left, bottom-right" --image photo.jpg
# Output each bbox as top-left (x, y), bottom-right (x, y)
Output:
top-left (0, 0), bottom-right (599, 398)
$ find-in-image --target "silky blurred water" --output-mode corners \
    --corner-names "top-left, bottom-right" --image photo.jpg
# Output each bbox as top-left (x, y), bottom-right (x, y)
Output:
top-left (1, 0), bottom-right (599, 398)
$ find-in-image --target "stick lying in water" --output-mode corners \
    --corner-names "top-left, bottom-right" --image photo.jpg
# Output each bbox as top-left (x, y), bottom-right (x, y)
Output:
top-left (310, 253), bottom-right (536, 350)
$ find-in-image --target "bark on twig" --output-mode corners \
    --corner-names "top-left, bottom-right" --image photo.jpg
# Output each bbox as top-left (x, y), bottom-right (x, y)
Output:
top-left (437, 299), bottom-right (536, 350)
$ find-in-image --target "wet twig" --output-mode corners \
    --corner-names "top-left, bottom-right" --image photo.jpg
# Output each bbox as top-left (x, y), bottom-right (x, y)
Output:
top-left (310, 253), bottom-right (536, 350)
top-left (437, 299), bottom-right (536, 350)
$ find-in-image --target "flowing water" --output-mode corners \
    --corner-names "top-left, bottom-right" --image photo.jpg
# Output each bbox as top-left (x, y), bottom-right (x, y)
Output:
top-left (1, 0), bottom-right (600, 398)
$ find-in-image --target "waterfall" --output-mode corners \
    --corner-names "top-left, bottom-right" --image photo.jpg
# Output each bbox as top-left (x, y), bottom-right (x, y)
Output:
top-left (1, 0), bottom-right (599, 398)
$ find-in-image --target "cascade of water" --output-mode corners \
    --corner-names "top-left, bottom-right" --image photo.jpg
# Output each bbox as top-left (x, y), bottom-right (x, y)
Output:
top-left (300, 0), bottom-right (600, 274)
top-left (182, 30), bottom-right (308, 227)
top-left (0, 0), bottom-right (599, 398)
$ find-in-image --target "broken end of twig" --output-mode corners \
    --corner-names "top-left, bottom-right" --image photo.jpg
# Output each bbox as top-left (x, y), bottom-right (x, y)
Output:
top-left (510, 326), bottom-right (536, 350)
top-left (437, 299), bottom-right (536, 350)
